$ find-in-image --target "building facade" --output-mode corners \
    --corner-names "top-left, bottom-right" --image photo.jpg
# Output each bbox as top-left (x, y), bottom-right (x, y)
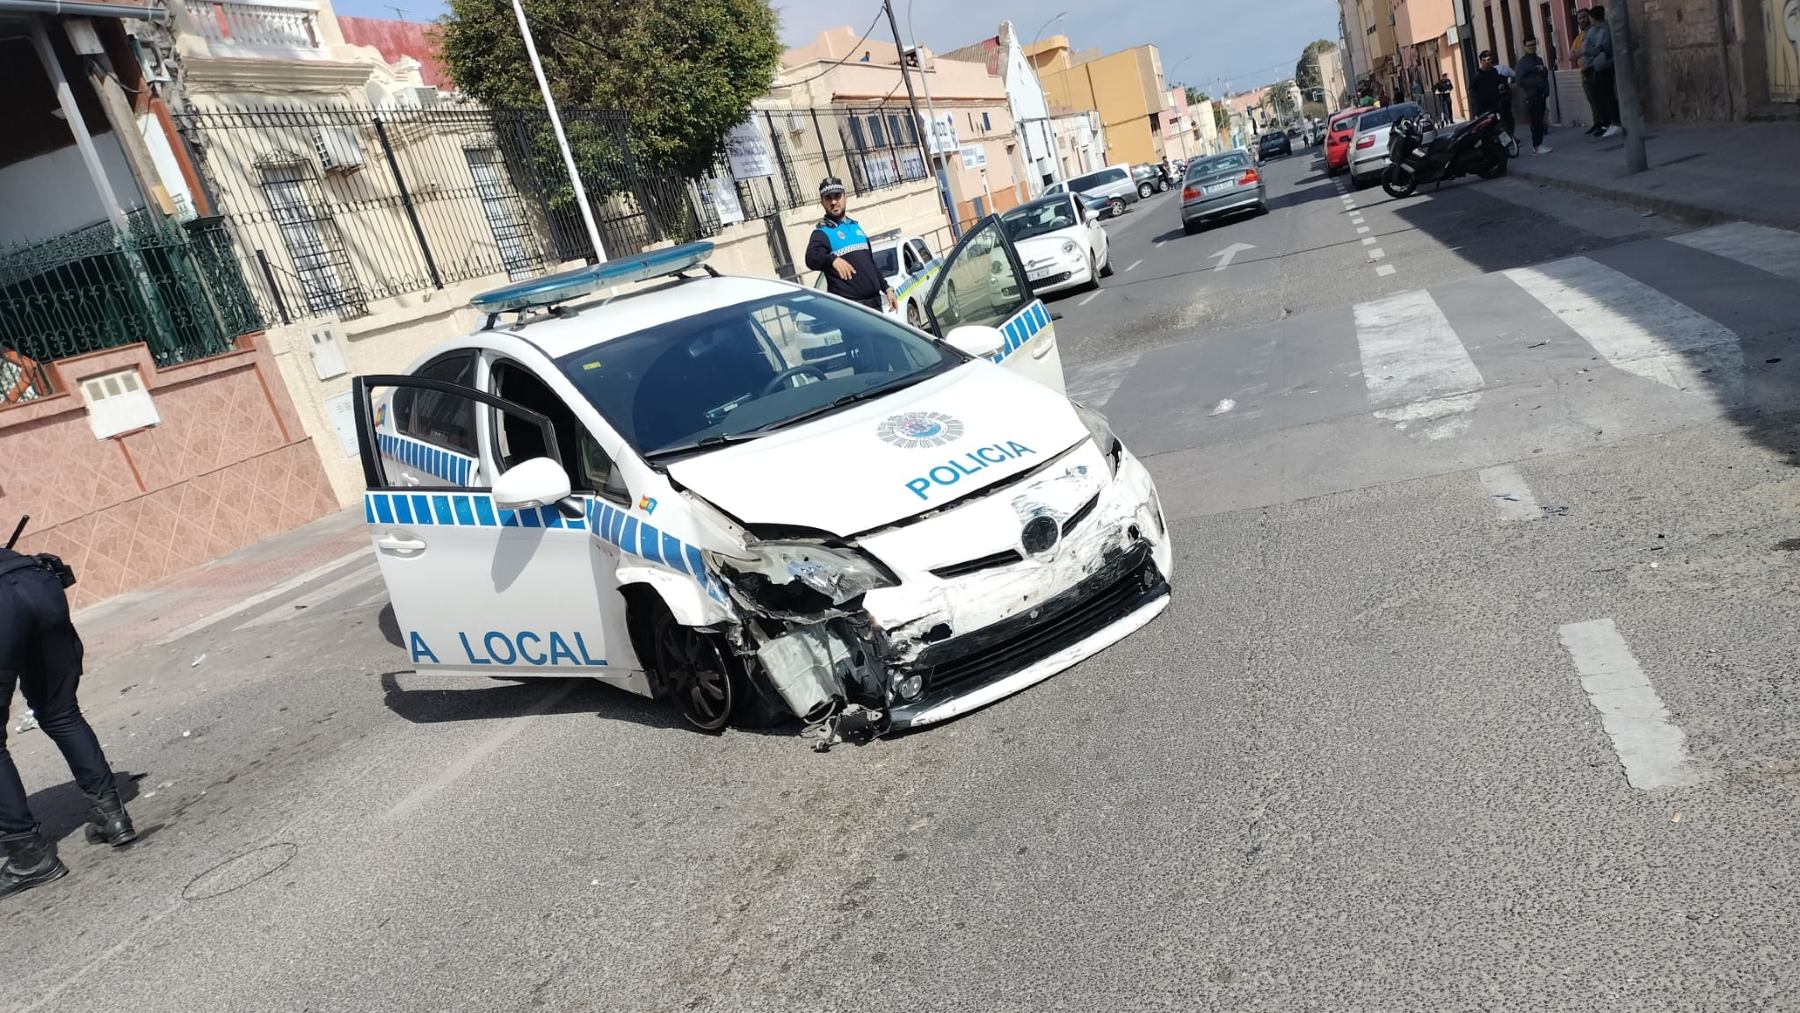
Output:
top-left (1032, 37), bottom-right (1170, 165)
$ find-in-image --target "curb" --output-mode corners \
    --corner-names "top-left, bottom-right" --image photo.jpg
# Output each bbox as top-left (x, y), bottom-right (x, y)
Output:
top-left (1508, 163), bottom-right (1799, 233)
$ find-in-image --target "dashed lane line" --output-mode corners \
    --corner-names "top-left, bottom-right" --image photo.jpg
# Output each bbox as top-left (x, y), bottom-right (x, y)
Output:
top-left (1077, 290), bottom-right (1102, 307)
top-left (1125, 259), bottom-right (1143, 272)
top-left (1558, 618), bottom-right (1709, 790)
top-left (1375, 264), bottom-right (1396, 277)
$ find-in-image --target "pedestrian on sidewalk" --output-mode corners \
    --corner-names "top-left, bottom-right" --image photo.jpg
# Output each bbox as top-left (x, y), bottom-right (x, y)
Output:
top-left (805, 177), bottom-right (897, 314)
top-left (1434, 74), bottom-right (1456, 122)
top-left (1572, 8), bottom-right (1602, 134)
top-left (1, 545), bottom-right (138, 900)
top-left (1472, 50), bottom-right (1515, 138)
top-left (1585, 5), bottom-right (1622, 137)
top-left (1516, 38), bottom-right (1553, 153)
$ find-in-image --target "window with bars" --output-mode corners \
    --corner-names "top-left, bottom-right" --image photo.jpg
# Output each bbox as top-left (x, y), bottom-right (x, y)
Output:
top-left (464, 147), bottom-right (543, 281)
top-left (259, 160), bottom-right (365, 317)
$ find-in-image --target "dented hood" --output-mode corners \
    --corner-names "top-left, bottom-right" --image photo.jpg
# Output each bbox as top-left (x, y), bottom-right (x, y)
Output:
top-left (667, 363), bottom-right (1089, 536)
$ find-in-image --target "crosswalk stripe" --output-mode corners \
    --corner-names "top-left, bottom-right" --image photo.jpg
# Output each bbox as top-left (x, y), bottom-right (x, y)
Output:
top-left (1352, 289), bottom-right (1484, 408)
top-left (233, 566), bottom-right (381, 631)
top-left (1504, 257), bottom-right (1741, 399)
top-left (1667, 222), bottom-right (1800, 284)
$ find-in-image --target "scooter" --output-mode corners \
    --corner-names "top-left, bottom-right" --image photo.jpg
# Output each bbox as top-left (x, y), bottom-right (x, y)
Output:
top-left (1380, 113), bottom-right (1511, 199)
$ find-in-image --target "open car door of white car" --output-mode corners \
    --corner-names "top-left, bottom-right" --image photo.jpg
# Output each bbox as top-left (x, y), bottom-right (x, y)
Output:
top-left (920, 215), bottom-right (1066, 395)
top-left (352, 373), bottom-right (637, 688)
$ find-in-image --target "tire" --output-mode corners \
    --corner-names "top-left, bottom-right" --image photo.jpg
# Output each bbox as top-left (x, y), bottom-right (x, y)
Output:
top-left (646, 604), bottom-right (782, 733)
top-left (1098, 251), bottom-right (1114, 277)
top-left (1107, 196), bottom-right (1126, 218)
top-left (1138, 182), bottom-right (1154, 198)
top-left (1084, 254), bottom-right (1101, 291)
top-left (1182, 220), bottom-right (1201, 236)
top-left (1381, 164), bottom-right (1418, 198)
top-left (906, 300), bottom-right (924, 330)
top-left (1476, 146), bottom-right (1509, 179)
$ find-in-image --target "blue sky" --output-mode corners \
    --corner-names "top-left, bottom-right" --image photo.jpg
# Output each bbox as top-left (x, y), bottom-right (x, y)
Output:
top-left (328, 0), bottom-right (1338, 95)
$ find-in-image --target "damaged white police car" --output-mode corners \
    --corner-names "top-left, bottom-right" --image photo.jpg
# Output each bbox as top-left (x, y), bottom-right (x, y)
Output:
top-left (352, 217), bottom-right (1171, 745)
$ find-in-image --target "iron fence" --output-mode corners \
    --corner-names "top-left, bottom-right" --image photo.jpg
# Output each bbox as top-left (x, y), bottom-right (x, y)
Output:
top-left (0, 210), bottom-right (263, 399)
top-left (174, 101), bottom-right (939, 326)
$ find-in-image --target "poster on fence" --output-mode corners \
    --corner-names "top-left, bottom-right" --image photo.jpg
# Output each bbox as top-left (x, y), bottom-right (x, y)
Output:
top-left (859, 153), bottom-right (900, 189)
top-left (724, 120), bottom-right (775, 179)
top-left (699, 176), bottom-right (745, 226)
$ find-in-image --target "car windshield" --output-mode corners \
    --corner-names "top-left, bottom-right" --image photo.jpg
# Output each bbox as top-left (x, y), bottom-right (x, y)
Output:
top-left (1188, 152), bottom-right (1252, 178)
top-left (871, 246), bottom-right (899, 278)
top-left (1001, 199), bottom-right (1077, 241)
top-left (1357, 104), bottom-right (1422, 131)
top-left (557, 291), bottom-right (963, 459)
top-left (1068, 169), bottom-right (1119, 192)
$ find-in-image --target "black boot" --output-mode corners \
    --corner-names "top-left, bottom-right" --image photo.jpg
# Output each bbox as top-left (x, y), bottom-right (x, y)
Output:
top-left (84, 791), bottom-right (138, 847)
top-left (1, 831), bottom-right (68, 900)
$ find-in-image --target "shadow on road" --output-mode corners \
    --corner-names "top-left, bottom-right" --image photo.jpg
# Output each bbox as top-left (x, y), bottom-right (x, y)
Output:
top-left (27, 770), bottom-right (143, 843)
top-left (378, 670), bottom-right (679, 729)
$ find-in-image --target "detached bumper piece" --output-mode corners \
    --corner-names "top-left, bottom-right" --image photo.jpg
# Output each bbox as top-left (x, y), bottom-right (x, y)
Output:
top-left (904, 542), bottom-right (1167, 707)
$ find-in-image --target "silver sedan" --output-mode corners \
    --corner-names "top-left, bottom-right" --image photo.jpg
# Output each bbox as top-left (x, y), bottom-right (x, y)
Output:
top-left (1179, 149), bottom-right (1266, 235)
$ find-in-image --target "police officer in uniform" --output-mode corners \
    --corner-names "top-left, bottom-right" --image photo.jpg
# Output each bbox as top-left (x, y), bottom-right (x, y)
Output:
top-left (1, 539), bottom-right (137, 900)
top-left (804, 177), bottom-right (897, 314)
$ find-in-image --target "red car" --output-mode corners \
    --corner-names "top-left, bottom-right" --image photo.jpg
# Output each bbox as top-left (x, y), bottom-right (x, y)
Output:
top-left (1323, 107), bottom-right (1362, 175)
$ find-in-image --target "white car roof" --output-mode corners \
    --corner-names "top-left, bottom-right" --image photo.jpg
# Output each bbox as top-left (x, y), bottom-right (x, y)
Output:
top-left (485, 273), bottom-right (798, 360)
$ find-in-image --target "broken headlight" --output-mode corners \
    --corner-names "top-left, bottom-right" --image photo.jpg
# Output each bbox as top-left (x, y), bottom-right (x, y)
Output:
top-left (1073, 403), bottom-right (1124, 476)
top-left (706, 541), bottom-right (896, 611)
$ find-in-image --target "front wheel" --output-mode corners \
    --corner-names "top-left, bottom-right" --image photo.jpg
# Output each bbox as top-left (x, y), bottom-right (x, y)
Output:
top-left (1381, 164), bottom-right (1418, 198)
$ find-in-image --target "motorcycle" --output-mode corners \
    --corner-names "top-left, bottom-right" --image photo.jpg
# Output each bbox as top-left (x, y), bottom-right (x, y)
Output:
top-left (1380, 113), bottom-right (1511, 199)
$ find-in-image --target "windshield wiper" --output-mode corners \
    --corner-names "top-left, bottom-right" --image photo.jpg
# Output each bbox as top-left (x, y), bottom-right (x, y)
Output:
top-left (643, 432), bottom-right (764, 461)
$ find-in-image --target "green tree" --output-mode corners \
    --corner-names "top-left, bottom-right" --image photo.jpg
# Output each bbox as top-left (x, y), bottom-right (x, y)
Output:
top-left (1213, 103), bottom-right (1231, 135)
top-left (439, 0), bottom-right (783, 177)
top-left (1268, 79), bottom-right (1300, 121)
top-left (1295, 39), bottom-right (1337, 104)
top-left (1185, 86), bottom-right (1209, 106)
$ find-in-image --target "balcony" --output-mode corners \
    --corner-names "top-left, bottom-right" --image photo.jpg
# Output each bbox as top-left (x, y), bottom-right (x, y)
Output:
top-left (189, 0), bottom-right (326, 58)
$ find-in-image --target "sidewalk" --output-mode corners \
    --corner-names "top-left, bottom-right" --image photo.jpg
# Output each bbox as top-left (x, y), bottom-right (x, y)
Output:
top-left (1508, 122), bottom-right (1800, 232)
top-left (71, 506), bottom-right (370, 664)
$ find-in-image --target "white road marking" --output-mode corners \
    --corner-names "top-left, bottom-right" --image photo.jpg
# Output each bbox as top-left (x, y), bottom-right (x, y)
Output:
top-left (1356, 226), bottom-right (1371, 235)
top-left (1350, 216), bottom-right (1365, 226)
top-left (1353, 289), bottom-right (1485, 408)
top-left (1368, 247), bottom-right (1386, 260)
top-left (1208, 242), bottom-right (1255, 271)
top-left (384, 679), bottom-right (579, 820)
top-left (233, 567), bottom-right (382, 631)
top-left (1125, 258), bottom-right (1143, 272)
top-left (1374, 392), bottom-right (1480, 439)
top-left (1375, 264), bottom-right (1396, 277)
top-left (1064, 352), bottom-right (1141, 408)
top-left (1077, 290), bottom-right (1102, 307)
top-left (1668, 222), bottom-right (1800, 283)
top-left (1558, 618), bottom-right (1708, 790)
top-left (1362, 237), bottom-right (1377, 246)
top-left (1505, 257), bottom-right (1741, 400)
top-left (1477, 464), bottom-right (1541, 520)
top-left (154, 548), bottom-right (373, 646)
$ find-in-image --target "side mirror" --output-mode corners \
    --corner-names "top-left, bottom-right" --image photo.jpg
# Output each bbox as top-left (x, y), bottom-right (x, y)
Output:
top-left (492, 457), bottom-right (572, 511)
top-left (944, 324), bottom-right (1006, 360)
top-left (1084, 209), bottom-right (1099, 224)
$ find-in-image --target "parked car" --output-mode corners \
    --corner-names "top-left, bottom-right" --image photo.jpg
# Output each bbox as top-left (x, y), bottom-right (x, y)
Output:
top-left (1042, 165), bottom-right (1140, 218)
top-left (1323, 107), bottom-right (1362, 175)
top-left (1179, 148), bottom-right (1265, 235)
top-left (1348, 102), bottom-right (1425, 187)
top-left (1131, 164), bottom-right (1168, 198)
top-left (1000, 191), bottom-right (1112, 295)
top-left (1257, 132), bottom-right (1292, 159)
top-left (353, 233), bottom-right (1172, 736)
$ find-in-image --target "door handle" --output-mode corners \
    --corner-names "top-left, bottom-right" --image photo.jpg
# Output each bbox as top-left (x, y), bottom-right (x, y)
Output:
top-left (1031, 335), bottom-right (1057, 359)
top-left (377, 534), bottom-right (427, 555)
top-left (401, 474), bottom-right (421, 487)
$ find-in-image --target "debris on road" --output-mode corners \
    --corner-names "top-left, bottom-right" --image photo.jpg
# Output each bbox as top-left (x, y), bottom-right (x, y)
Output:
top-left (1527, 340), bottom-right (1549, 348)
top-left (14, 710), bottom-right (38, 734)
top-left (1209, 398), bottom-right (1236, 416)
top-left (191, 653), bottom-right (207, 668)
top-left (1541, 504), bottom-right (1571, 518)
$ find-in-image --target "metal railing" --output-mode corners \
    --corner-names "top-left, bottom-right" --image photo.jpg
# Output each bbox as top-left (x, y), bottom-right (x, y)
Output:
top-left (174, 102), bottom-right (939, 326)
top-left (0, 212), bottom-right (264, 399)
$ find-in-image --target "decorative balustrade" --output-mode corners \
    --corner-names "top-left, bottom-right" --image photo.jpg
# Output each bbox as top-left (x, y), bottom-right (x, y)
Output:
top-left (190, 0), bottom-right (323, 55)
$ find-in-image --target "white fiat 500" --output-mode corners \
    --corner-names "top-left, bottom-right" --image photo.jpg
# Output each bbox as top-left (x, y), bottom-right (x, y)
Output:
top-left (999, 192), bottom-right (1112, 295)
top-left (354, 218), bottom-right (1171, 744)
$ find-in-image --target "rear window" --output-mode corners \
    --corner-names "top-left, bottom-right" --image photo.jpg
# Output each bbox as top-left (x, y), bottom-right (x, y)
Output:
top-left (1187, 152), bottom-right (1251, 178)
top-left (1356, 104), bottom-right (1422, 131)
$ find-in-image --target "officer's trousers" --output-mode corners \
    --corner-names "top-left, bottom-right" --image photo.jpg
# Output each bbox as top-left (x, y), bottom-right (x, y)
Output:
top-left (1, 564), bottom-right (116, 836)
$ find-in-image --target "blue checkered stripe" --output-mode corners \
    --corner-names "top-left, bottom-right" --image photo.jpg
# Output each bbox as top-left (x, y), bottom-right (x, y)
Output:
top-left (586, 500), bottom-right (728, 604)
top-left (378, 432), bottom-right (474, 486)
top-left (364, 491), bottom-right (587, 531)
top-left (992, 300), bottom-right (1051, 365)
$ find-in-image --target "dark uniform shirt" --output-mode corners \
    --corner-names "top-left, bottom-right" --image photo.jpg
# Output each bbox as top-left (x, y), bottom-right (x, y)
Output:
top-left (805, 214), bottom-right (891, 303)
top-left (1471, 67), bottom-right (1510, 118)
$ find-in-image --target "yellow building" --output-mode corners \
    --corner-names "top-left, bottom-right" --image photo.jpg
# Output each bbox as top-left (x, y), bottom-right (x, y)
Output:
top-left (1028, 37), bottom-right (1168, 166)
top-left (1356, 0), bottom-right (1401, 99)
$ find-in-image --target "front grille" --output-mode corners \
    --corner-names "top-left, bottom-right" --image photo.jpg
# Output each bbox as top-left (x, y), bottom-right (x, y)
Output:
top-left (909, 543), bottom-right (1165, 701)
top-left (930, 549), bottom-right (1022, 579)
top-left (1061, 492), bottom-right (1100, 535)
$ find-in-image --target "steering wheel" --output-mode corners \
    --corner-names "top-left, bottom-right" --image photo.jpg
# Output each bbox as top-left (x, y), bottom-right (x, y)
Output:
top-left (760, 365), bottom-right (829, 396)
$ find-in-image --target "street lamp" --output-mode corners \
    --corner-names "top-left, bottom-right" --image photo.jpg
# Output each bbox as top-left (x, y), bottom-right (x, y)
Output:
top-left (1029, 10), bottom-right (1067, 49)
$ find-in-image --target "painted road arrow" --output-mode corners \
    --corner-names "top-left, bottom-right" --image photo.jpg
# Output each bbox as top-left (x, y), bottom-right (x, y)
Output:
top-left (1209, 242), bottom-right (1256, 272)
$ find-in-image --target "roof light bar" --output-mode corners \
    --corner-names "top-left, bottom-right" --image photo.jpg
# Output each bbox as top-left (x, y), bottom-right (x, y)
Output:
top-left (470, 240), bottom-right (716, 315)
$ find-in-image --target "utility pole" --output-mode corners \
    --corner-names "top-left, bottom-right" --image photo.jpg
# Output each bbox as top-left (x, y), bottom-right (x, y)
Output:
top-left (511, 0), bottom-right (607, 261)
top-left (887, 0), bottom-right (960, 239)
top-left (1609, 0), bottom-right (1649, 172)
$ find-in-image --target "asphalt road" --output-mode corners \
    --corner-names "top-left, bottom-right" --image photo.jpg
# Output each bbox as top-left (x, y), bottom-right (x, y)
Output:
top-left (7, 147), bottom-right (1800, 1012)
